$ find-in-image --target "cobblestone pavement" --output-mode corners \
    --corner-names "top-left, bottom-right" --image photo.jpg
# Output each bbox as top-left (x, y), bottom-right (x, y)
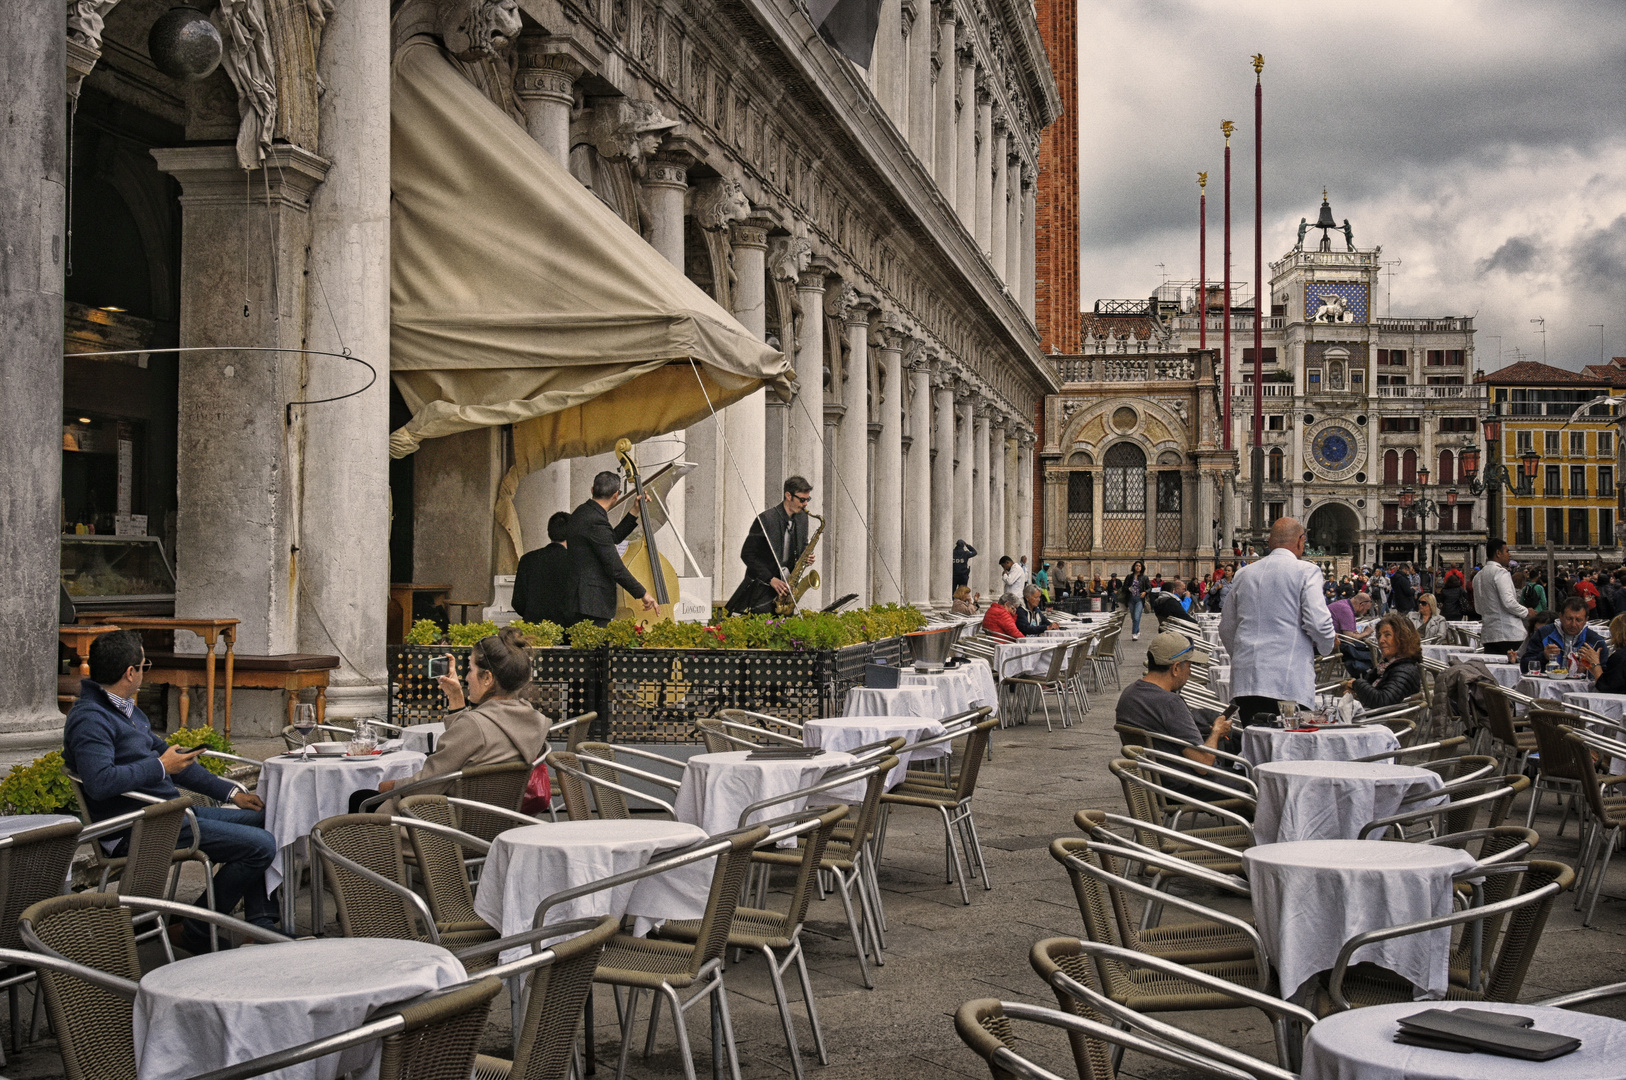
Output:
top-left (10, 626), bottom-right (1626, 1079)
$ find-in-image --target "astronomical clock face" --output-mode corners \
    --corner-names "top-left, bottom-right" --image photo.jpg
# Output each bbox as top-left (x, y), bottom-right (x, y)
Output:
top-left (1306, 418), bottom-right (1364, 482)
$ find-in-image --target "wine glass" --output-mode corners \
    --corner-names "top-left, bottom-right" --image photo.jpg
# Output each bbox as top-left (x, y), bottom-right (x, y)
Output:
top-left (294, 703), bottom-right (316, 758)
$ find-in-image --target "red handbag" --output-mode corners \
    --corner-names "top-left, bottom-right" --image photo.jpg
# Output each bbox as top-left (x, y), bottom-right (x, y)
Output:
top-left (520, 760), bottom-right (552, 816)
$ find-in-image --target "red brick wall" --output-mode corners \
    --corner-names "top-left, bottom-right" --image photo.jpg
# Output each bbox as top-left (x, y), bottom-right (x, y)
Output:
top-left (1033, 0), bottom-right (1078, 356)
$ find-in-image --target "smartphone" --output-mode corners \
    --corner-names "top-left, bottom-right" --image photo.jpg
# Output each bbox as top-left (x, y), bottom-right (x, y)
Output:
top-left (428, 656), bottom-right (450, 680)
top-left (1219, 703), bottom-right (1241, 721)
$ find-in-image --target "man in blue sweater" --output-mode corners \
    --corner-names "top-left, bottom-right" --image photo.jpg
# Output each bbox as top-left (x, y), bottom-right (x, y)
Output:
top-left (63, 631), bottom-right (278, 947)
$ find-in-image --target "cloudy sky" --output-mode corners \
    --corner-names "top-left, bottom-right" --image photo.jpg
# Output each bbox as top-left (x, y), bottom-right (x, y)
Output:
top-left (1075, 0), bottom-right (1626, 372)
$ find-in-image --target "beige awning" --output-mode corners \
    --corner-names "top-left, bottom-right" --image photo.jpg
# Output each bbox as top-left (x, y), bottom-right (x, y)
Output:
top-left (389, 37), bottom-right (790, 563)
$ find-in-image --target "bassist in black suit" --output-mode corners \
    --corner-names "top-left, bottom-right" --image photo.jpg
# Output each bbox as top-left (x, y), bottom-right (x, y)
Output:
top-left (566, 471), bottom-right (659, 627)
top-left (726, 476), bottom-right (814, 614)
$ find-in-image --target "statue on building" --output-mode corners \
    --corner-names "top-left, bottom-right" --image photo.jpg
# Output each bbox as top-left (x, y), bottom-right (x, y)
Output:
top-left (394, 0), bottom-right (525, 123)
top-left (570, 98), bottom-right (680, 232)
top-left (1342, 219), bottom-right (1355, 252)
top-left (1310, 291), bottom-right (1352, 324)
top-left (1295, 217), bottom-right (1308, 252)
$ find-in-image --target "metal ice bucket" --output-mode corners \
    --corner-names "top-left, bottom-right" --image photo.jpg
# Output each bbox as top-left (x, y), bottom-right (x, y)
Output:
top-left (906, 626), bottom-right (958, 673)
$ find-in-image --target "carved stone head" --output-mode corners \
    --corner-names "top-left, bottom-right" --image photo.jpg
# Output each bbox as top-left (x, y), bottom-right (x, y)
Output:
top-left (437, 0), bottom-right (522, 60)
top-left (585, 99), bottom-right (679, 173)
top-left (768, 236), bottom-right (814, 281)
top-left (693, 177), bottom-right (751, 231)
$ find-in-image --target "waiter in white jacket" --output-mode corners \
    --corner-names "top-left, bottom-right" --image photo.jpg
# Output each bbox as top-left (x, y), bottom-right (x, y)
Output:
top-left (1218, 517), bottom-right (1338, 725)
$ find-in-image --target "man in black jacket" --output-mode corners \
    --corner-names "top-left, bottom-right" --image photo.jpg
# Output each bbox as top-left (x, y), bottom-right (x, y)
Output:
top-left (726, 476), bottom-right (814, 614)
top-left (512, 511), bottom-right (575, 626)
top-left (567, 472), bottom-right (659, 626)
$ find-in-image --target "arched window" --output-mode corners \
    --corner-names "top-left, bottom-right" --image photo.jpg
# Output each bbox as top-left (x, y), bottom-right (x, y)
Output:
top-left (1402, 448), bottom-right (1417, 485)
top-left (1268, 447), bottom-right (1284, 481)
top-left (1383, 449), bottom-right (1399, 484)
top-left (1103, 443), bottom-right (1147, 513)
top-left (1437, 448), bottom-right (1454, 486)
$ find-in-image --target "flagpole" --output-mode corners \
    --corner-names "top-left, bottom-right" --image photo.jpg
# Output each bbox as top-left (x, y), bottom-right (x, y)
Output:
top-left (1222, 119), bottom-right (1234, 454)
top-left (1198, 172), bottom-right (1207, 354)
top-left (1252, 54), bottom-right (1265, 541)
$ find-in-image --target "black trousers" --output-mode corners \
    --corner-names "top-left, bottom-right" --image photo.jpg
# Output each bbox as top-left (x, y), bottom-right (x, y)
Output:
top-left (1483, 641), bottom-right (1521, 656)
top-left (1231, 694), bottom-right (1285, 727)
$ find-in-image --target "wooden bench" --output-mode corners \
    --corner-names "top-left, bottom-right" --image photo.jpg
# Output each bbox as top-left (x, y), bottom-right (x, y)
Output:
top-left (144, 652), bottom-right (339, 735)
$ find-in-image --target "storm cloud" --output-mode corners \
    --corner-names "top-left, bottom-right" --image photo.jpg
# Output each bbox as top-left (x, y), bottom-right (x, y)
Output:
top-left (1075, 0), bottom-right (1626, 369)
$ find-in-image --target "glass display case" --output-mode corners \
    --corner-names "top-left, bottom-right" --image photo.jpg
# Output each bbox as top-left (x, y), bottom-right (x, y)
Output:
top-left (60, 536), bottom-right (176, 611)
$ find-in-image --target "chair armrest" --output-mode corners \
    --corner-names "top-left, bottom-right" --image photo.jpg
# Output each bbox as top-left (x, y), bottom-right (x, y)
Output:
top-left (1536, 981), bottom-right (1626, 1010)
top-left (579, 745), bottom-right (686, 787)
top-left (1357, 785), bottom-right (1516, 839)
top-left (1066, 941), bottom-right (1317, 1029)
top-left (358, 772), bottom-right (463, 812)
top-left (737, 764), bottom-right (884, 827)
top-left (439, 798), bottom-right (540, 832)
top-left (389, 816), bottom-right (493, 855)
top-left (1133, 747), bottom-right (1257, 794)
top-left (987, 999), bottom-right (1279, 1080)
top-left (451, 915), bottom-right (607, 965)
top-left (1085, 837), bottom-right (1251, 897)
top-left (549, 760), bottom-right (676, 816)
top-left (1091, 814), bottom-right (1254, 876)
top-left (0, 948), bottom-right (138, 1002)
top-left (310, 830), bottom-right (438, 943)
top-left (1327, 880), bottom-right (1564, 1011)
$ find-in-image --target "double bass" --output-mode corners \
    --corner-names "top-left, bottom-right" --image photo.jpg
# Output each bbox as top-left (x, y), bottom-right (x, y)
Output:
top-left (612, 438), bottom-right (680, 628)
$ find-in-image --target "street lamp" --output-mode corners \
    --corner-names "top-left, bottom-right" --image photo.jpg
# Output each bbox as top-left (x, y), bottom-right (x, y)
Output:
top-left (1400, 466), bottom-right (1452, 575)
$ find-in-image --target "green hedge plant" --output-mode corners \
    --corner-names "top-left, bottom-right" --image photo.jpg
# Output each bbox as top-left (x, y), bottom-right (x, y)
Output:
top-left (564, 604), bottom-right (929, 652)
top-left (0, 752), bottom-right (78, 817)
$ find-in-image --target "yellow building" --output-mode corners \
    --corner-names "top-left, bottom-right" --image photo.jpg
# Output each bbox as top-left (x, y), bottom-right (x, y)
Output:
top-left (1479, 360), bottom-right (1625, 562)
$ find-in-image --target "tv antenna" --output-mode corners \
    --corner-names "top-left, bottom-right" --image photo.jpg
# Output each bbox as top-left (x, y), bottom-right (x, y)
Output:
top-left (1531, 317), bottom-right (1547, 364)
top-left (1591, 324), bottom-right (1605, 364)
top-left (1381, 259), bottom-right (1402, 317)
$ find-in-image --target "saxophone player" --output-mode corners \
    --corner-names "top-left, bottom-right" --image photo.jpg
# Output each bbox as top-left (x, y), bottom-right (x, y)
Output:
top-left (725, 476), bottom-right (815, 615)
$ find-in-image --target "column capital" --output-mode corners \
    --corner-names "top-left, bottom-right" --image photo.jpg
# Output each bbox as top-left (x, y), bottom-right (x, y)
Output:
top-left (515, 34), bottom-right (600, 105)
top-left (796, 265), bottom-right (832, 292)
top-left (729, 221), bottom-right (770, 251)
top-left (905, 339), bottom-right (932, 371)
top-left (873, 313), bottom-right (909, 354)
top-left (768, 235), bottom-right (814, 282)
top-left (152, 144), bottom-right (330, 211)
top-left (833, 283), bottom-right (880, 326)
top-left (643, 133), bottom-right (706, 188)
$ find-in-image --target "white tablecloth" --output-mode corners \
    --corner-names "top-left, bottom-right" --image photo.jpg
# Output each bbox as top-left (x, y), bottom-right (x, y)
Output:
top-left (1482, 663), bottom-right (1524, 689)
top-left (1517, 676), bottom-right (1594, 703)
top-left (955, 658), bottom-right (998, 715)
top-left (1423, 645), bottom-right (1482, 664)
top-left (674, 750), bottom-right (858, 836)
top-left (1301, 1001), bottom-right (1626, 1080)
top-left (1207, 665), bottom-right (1231, 704)
top-left (0, 814), bottom-right (78, 839)
top-left (473, 819), bottom-right (708, 962)
top-left (1563, 692), bottom-right (1626, 775)
top-left (260, 750), bottom-right (426, 892)
top-left (803, 715), bottom-right (948, 799)
top-left (1245, 840), bottom-right (1477, 1001)
top-left (991, 639), bottom-right (1071, 679)
top-left (1252, 760), bottom-right (1445, 845)
top-left (133, 937), bottom-right (465, 1080)
top-left (899, 668), bottom-right (982, 717)
top-left (843, 685), bottom-right (943, 718)
top-left (1241, 725), bottom-right (1401, 767)
top-left (400, 723), bottom-right (444, 754)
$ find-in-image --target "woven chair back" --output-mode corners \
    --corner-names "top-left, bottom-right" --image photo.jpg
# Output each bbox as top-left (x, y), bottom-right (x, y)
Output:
top-left (686, 825), bottom-right (771, 975)
top-left (575, 744), bottom-right (632, 819)
top-left (1527, 710), bottom-right (1588, 784)
top-left (0, 820), bottom-right (82, 951)
top-left (559, 712), bottom-right (596, 753)
top-left (1480, 684), bottom-right (1524, 754)
top-left (1027, 938), bottom-right (1119, 1080)
top-left (1048, 842), bottom-right (1135, 1002)
top-left (454, 762), bottom-right (532, 843)
top-left (22, 894), bottom-right (140, 1080)
top-left (376, 977), bottom-right (502, 1080)
top-left (780, 804), bottom-right (849, 931)
top-left (509, 916), bottom-right (619, 1080)
top-left (315, 814), bottom-right (418, 940)
top-left (117, 797), bottom-right (193, 899)
top-left (844, 757), bottom-right (897, 857)
top-left (1485, 859), bottom-right (1574, 1002)
top-left (1562, 732), bottom-right (1622, 828)
top-left (397, 795), bottom-right (481, 926)
top-left (1109, 757), bottom-right (1173, 843)
top-left (1051, 838), bottom-right (1140, 954)
top-left (693, 719), bottom-right (733, 754)
top-left (547, 752), bottom-right (594, 820)
top-left (950, 718), bottom-right (999, 802)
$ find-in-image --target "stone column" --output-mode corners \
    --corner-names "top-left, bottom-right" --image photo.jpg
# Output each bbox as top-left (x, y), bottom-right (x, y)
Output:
top-left (973, 403), bottom-right (992, 595)
top-left (934, 6), bottom-right (958, 204)
top-left (1091, 458), bottom-right (1104, 553)
top-left (721, 218), bottom-right (772, 600)
top-left (954, 387), bottom-right (976, 589)
top-left (974, 82), bottom-right (993, 253)
top-left (790, 264), bottom-right (830, 608)
top-left (1021, 169), bottom-right (1037, 320)
top-left (990, 120), bottom-right (1009, 277)
top-left (873, 0), bottom-right (906, 126)
top-left (905, 348), bottom-right (933, 606)
top-left (1017, 434), bottom-right (1035, 568)
top-left (931, 365), bottom-right (957, 609)
top-left (155, 146), bottom-right (329, 664)
top-left (0, 2), bottom-right (66, 748)
top-left (988, 413), bottom-right (1008, 590)
top-left (906, 0), bottom-right (933, 162)
top-left (872, 317), bottom-right (905, 604)
top-left (514, 35), bottom-right (594, 166)
top-left (297, 0), bottom-right (391, 718)
top-left (835, 288), bottom-right (876, 604)
top-left (956, 54), bottom-right (977, 230)
top-left (1005, 154), bottom-right (1022, 290)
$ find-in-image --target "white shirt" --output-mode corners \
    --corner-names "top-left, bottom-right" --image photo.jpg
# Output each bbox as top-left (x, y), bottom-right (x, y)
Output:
top-left (1474, 560), bottom-right (1529, 644)
top-left (1002, 565), bottom-right (1028, 594)
top-left (1218, 546), bottom-right (1337, 708)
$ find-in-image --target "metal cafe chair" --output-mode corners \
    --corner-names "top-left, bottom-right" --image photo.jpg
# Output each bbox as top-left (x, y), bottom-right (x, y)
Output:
top-left (0, 817), bottom-right (81, 1060)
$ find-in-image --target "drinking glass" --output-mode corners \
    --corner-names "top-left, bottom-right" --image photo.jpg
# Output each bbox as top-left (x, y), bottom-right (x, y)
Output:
top-left (294, 703), bottom-right (316, 757)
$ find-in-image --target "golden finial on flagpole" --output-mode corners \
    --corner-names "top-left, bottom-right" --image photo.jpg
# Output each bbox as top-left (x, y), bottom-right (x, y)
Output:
top-left (1221, 120), bottom-right (1235, 144)
top-left (1198, 171), bottom-right (1208, 190)
top-left (1252, 53), bottom-right (1264, 77)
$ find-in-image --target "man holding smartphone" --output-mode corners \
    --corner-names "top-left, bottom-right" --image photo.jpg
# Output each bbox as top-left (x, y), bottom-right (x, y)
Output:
top-left (63, 630), bottom-right (279, 949)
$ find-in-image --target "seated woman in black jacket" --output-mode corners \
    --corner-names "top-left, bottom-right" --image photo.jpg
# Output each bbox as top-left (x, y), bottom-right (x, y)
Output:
top-left (1588, 614), bottom-right (1626, 693)
top-left (1340, 612), bottom-right (1422, 709)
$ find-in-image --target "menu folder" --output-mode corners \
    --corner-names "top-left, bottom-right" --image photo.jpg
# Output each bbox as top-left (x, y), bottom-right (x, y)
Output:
top-left (746, 747), bottom-right (826, 760)
top-left (1395, 1009), bottom-right (1581, 1061)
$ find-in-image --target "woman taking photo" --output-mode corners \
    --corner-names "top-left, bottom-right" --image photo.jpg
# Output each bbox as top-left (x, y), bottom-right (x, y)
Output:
top-left (1410, 593), bottom-right (1447, 641)
top-left (1341, 613), bottom-right (1422, 710)
top-left (350, 627), bottom-right (548, 811)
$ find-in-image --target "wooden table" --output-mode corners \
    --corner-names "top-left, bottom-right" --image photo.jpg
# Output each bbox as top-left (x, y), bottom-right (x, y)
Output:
top-left (145, 652), bottom-right (338, 736)
top-left (57, 624), bottom-right (123, 679)
top-left (78, 617), bottom-right (238, 732)
top-left (388, 583), bottom-right (450, 644)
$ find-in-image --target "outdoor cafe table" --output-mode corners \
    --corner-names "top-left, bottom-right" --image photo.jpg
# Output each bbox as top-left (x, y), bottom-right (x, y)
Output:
top-left (1517, 675), bottom-right (1594, 703)
top-left (843, 685), bottom-right (942, 718)
top-left (991, 639), bottom-right (1069, 679)
top-left (898, 667), bottom-right (987, 717)
top-left (1244, 840), bottom-right (1478, 1002)
top-left (473, 819), bottom-right (708, 962)
top-left (400, 722), bottom-right (444, 753)
top-left (0, 814), bottom-right (78, 839)
top-left (1252, 760), bottom-right (1445, 845)
top-left (260, 749), bottom-right (426, 926)
top-left (1423, 645), bottom-right (1482, 664)
top-left (1241, 725), bottom-right (1400, 767)
top-left (1300, 1001), bottom-right (1626, 1080)
top-left (133, 936), bottom-right (465, 1080)
top-left (674, 750), bottom-right (858, 837)
top-left (803, 715), bottom-right (948, 799)
top-left (1482, 662), bottom-right (1523, 689)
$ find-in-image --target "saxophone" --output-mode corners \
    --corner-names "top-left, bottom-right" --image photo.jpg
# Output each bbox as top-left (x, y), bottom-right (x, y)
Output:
top-left (776, 513), bottom-right (825, 616)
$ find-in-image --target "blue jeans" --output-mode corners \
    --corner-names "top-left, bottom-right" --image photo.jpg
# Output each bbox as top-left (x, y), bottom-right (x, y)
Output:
top-left (181, 805), bottom-right (279, 930)
top-left (1130, 599), bottom-right (1143, 634)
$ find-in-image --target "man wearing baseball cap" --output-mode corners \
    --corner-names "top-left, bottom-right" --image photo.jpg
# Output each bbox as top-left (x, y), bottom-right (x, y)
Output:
top-left (1116, 630), bottom-right (1245, 796)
